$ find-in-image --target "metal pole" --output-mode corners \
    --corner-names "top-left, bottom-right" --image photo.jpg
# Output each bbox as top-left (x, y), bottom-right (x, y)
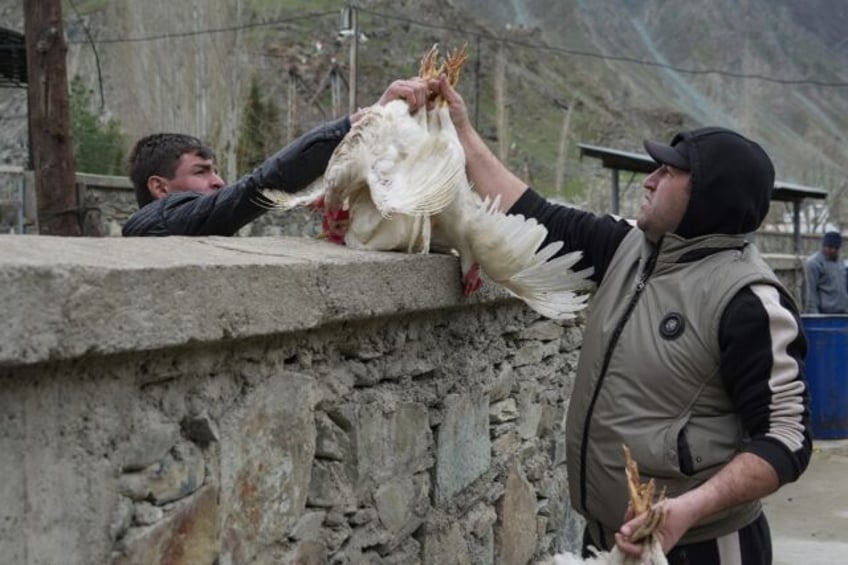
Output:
top-left (17, 173), bottom-right (25, 234)
top-left (793, 199), bottom-right (801, 255)
top-left (611, 169), bottom-right (620, 215)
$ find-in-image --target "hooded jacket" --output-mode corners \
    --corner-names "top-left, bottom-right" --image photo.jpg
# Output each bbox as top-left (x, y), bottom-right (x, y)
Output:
top-left (122, 116), bottom-right (351, 236)
top-left (510, 127), bottom-right (811, 548)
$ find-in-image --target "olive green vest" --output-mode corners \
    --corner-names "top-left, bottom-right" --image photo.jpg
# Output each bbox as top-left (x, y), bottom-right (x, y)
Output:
top-left (565, 229), bottom-right (787, 546)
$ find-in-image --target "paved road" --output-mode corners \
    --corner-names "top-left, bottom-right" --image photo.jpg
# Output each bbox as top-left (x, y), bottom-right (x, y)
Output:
top-left (764, 439), bottom-right (848, 564)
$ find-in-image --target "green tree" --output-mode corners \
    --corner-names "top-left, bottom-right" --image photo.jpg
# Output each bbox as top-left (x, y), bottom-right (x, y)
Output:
top-left (69, 76), bottom-right (126, 175)
top-left (236, 76), bottom-right (282, 176)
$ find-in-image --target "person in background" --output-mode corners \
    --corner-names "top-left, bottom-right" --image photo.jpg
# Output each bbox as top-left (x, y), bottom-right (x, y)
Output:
top-left (122, 79), bottom-right (432, 236)
top-left (804, 231), bottom-right (848, 314)
top-left (431, 74), bottom-right (811, 564)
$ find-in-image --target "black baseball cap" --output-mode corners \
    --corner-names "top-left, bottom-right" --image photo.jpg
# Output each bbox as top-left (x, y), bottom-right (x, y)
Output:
top-left (643, 135), bottom-right (691, 171)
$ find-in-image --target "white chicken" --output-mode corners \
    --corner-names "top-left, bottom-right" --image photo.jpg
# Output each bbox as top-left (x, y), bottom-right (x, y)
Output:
top-left (264, 45), bottom-right (593, 321)
top-left (550, 446), bottom-right (668, 565)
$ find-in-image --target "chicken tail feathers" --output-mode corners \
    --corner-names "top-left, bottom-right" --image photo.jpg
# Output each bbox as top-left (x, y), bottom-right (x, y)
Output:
top-left (259, 176), bottom-right (326, 210)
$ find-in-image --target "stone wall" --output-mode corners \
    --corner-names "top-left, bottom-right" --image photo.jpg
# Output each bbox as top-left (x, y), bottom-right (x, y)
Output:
top-left (751, 230), bottom-right (821, 257)
top-left (0, 171), bottom-right (323, 237)
top-left (0, 166), bottom-right (29, 233)
top-left (764, 253), bottom-right (808, 309)
top-left (77, 173), bottom-right (139, 236)
top-left (0, 209), bottom-right (811, 565)
top-left (0, 236), bottom-right (585, 565)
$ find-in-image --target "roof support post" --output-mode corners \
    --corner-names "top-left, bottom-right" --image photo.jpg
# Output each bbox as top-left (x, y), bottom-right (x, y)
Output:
top-left (792, 198), bottom-right (801, 255)
top-left (611, 168), bottom-right (620, 215)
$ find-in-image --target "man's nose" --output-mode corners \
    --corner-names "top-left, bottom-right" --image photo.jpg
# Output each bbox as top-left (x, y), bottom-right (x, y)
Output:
top-left (211, 173), bottom-right (225, 189)
top-left (643, 169), bottom-right (659, 190)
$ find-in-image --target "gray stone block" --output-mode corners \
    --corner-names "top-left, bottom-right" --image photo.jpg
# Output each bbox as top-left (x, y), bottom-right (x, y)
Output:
top-left (435, 394), bottom-right (490, 504)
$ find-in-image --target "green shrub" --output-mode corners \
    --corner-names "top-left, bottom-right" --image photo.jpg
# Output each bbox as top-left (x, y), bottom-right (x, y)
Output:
top-left (69, 76), bottom-right (126, 175)
top-left (236, 75), bottom-right (282, 176)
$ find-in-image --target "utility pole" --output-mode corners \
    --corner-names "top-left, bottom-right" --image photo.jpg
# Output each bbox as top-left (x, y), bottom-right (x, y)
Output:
top-left (473, 36), bottom-right (481, 128)
top-left (341, 5), bottom-right (358, 113)
top-left (24, 0), bottom-right (81, 236)
top-left (554, 101), bottom-right (575, 197)
top-left (331, 62), bottom-right (342, 118)
top-left (494, 43), bottom-right (508, 161)
top-left (287, 66), bottom-right (297, 144)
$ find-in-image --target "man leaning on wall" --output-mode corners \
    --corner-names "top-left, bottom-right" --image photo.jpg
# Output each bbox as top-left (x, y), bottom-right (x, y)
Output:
top-left (121, 79), bottom-right (432, 237)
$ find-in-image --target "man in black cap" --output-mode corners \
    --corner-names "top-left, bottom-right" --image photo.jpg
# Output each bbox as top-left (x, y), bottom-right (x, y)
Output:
top-left (804, 230), bottom-right (848, 313)
top-left (433, 75), bottom-right (811, 564)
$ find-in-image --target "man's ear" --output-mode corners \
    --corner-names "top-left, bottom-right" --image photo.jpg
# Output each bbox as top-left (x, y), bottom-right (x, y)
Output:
top-left (147, 176), bottom-right (169, 200)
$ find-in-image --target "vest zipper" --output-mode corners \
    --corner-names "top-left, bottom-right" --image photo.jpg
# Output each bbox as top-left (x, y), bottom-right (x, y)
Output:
top-left (578, 248), bottom-right (659, 524)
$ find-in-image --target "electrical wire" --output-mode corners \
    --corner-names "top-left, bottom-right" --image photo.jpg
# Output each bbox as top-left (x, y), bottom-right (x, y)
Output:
top-left (355, 7), bottom-right (848, 88)
top-left (19, 5), bottom-right (848, 88)
top-left (67, 0), bottom-right (106, 109)
top-left (66, 11), bottom-right (337, 44)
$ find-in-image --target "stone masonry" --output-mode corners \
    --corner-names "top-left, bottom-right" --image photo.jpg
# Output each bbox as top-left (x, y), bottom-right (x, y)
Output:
top-left (0, 236), bottom-right (587, 565)
top-left (0, 235), bottom-right (804, 564)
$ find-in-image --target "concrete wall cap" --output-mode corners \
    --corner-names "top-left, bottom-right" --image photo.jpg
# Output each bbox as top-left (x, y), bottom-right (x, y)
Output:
top-left (0, 236), bottom-right (510, 367)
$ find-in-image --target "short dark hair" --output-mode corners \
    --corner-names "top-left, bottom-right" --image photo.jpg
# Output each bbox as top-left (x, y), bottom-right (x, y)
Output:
top-left (128, 133), bottom-right (216, 207)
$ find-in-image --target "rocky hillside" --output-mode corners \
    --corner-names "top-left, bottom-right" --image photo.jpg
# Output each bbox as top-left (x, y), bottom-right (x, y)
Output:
top-left (1, 0), bottom-right (846, 225)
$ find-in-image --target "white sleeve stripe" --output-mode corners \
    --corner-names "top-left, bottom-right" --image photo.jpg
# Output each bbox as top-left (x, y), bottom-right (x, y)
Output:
top-left (750, 284), bottom-right (806, 451)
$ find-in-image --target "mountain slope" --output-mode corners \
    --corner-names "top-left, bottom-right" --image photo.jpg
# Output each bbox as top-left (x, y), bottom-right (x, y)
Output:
top-left (1, 0), bottom-right (846, 226)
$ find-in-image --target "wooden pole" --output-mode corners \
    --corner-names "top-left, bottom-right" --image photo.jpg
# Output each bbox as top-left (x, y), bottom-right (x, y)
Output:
top-left (554, 102), bottom-right (575, 197)
top-left (347, 7), bottom-right (358, 113)
top-left (287, 66), bottom-right (297, 144)
top-left (24, 0), bottom-right (81, 236)
top-left (494, 43), bottom-right (507, 161)
top-left (331, 64), bottom-right (342, 118)
top-left (473, 35), bottom-right (481, 129)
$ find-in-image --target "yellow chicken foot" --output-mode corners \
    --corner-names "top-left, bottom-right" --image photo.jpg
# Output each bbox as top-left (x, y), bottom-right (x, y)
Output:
top-left (622, 445), bottom-right (666, 542)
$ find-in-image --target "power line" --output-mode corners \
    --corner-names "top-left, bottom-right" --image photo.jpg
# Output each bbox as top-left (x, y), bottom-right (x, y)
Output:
top-left (355, 7), bottom-right (848, 88)
top-left (59, 6), bottom-right (848, 87)
top-left (66, 10), bottom-right (336, 45)
top-left (68, 0), bottom-right (106, 109)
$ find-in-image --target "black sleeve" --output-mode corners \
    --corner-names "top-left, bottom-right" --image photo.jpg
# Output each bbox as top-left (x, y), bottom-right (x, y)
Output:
top-left (122, 186), bottom-right (267, 237)
top-left (238, 115), bottom-right (351, 195)
top-left (508, 188), bottom-right (633, 283)
top-left (122, 116), bottom-right (351, 237)
top-left (719, 284), bottom-right (812, 485)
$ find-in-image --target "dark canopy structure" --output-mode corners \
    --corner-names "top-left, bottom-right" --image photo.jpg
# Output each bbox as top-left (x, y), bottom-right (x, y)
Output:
top-left (578, 142), bottom-right (828, 254)
top-left (0, 27), bottom-right (27, 88)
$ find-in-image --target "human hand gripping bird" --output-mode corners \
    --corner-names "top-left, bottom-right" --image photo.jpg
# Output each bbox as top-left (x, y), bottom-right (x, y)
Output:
top-left (550, 446), bottom-right (668, 565)
top-left (263, 45), bottom-right (593, 321)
